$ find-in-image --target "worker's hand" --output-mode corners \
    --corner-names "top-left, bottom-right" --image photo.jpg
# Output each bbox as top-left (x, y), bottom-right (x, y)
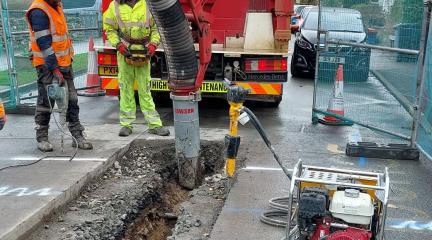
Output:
top-left (53, 68), bottom-right (65, 85)
top-left (116, 43), bottom-right (131, 58)
top-left (147, 43), bottom-right (157, 57)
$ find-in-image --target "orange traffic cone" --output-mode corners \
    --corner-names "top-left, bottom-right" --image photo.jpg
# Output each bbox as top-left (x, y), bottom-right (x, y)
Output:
top-left (78, 36), bottom-right (105, 97)
top-left (320, 64), bottom-right (352, 126)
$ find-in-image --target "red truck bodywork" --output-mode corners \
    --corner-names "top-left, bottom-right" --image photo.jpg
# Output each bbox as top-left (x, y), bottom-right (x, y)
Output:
top-left (98, 0), bottom-right (293, 106)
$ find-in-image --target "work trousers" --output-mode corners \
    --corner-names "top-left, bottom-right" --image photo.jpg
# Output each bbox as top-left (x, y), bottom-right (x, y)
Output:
top-left (117, 53), bottom-right (162, 129)
top-left (35, 65), bottom-right (83, 142)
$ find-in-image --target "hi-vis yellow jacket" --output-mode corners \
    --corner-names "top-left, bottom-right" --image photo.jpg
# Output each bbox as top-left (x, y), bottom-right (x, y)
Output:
top-left (103, 0), bottom-right (160, 50)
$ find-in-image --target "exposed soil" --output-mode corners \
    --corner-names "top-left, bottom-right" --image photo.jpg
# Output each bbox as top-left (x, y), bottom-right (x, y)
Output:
top-left (28, 139), bottom-right (234, 240)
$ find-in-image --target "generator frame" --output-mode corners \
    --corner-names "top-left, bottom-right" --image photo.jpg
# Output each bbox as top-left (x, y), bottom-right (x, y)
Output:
top-left (285, 160), bottom-right (390, 240)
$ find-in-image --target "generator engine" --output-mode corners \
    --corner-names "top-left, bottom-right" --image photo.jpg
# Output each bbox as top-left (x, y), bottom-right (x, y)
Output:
top-left (298, 187), bottom-right (374, 240)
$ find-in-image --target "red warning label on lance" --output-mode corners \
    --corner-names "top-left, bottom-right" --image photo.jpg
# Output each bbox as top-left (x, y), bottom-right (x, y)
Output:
top-left (175, 108), bottom-right (195, 114)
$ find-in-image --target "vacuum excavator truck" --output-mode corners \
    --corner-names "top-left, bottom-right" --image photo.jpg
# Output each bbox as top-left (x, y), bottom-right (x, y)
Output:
top-left (97, 0), bottom-right (292, 107)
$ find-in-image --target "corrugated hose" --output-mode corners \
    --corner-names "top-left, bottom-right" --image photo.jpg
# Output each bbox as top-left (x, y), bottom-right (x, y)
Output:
top-left (145, 0), bottom-right (198, 89)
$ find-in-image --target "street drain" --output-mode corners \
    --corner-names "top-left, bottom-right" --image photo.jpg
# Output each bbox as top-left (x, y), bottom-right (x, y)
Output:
top-left (27, 140), bottom-right (230, 240)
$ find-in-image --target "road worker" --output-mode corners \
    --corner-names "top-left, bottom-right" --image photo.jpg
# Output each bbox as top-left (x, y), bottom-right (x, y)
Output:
top-left (0, 100), bottom-right (6, 130)
top-left (26, 0), bottom-right (93, 152)
top-left (103, 0), bottom-right (170, 137)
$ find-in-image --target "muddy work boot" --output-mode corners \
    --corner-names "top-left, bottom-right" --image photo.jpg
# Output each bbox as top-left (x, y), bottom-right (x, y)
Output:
top-left (37, 141), bottom-right (54, 152)
top-left (148, 126), bottom-right (170, 136)
top-left (71, 131), bottom-right (93, 150)
top-left (119, 126), bottom-right (132, 137)
top-left (36, 126), bottom-right (53, 152)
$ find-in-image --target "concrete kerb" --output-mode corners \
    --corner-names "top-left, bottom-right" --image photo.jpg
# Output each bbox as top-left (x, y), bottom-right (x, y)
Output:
top-left (6, 143), bottom-right (133, 240)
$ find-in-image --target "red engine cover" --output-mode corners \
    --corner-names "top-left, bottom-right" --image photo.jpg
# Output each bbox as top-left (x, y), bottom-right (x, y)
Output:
top-left (327, 227), bottom-right (372, 240)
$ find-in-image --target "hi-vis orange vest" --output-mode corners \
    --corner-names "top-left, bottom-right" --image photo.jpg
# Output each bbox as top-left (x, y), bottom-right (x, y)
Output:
top-left (26, 0), bottom-right (74, 67)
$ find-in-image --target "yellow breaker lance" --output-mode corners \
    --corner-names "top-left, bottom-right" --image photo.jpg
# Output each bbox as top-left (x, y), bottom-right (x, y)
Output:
top-left (224, 79), bottom-right (250, 177)
top-left (223, 79), bottom-right (292, 180)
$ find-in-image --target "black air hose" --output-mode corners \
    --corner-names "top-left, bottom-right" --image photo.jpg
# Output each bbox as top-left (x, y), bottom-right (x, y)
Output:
top-left (146, 0), bottom-right (198, 90)
top-left (241, 107), bottom-right (292, 180)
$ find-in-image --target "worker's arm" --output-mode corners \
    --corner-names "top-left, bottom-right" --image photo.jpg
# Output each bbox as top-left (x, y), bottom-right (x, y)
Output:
top-left (103, 3), bottom-right (121, 48)
top-left (149, 17), bottom-right (160, 46)
top-left (0, 101), bottom-right (6, 131)
top-left (28, 9), bottom-right (58, 71)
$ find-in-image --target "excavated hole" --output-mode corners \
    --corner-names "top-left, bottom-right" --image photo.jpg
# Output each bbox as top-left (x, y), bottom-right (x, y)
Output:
top-left (27, 139), bottom-right (232, 240)
top-left (118, 140), bottom-right (227, 240)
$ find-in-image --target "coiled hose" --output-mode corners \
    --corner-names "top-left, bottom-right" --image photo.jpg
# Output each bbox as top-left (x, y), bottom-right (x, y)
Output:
top-left (240, 107), bottom-right (298, 231)
top-left (145, 0), bottom-right (198, 90)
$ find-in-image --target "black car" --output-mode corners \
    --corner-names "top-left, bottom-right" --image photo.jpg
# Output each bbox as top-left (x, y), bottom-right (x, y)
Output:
top-left (291, 7), bottom-right (371, 81)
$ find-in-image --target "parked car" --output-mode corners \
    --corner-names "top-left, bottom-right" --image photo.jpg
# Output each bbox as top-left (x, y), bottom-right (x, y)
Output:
top-left (290, 7), bottom-right (371, 82)
top-left (291, 5), bottom-right (313, 33)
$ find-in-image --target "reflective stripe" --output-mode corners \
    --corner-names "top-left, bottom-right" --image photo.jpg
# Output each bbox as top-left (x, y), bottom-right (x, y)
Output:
top-left (30, 34), bottom-right (68, 42)
top-left (146, 116), bottom-right (161, 124)
top-left (114, 1), bottom-right (126, 29)
top-left (33, 46), bottom-right (73, 58)
top-left (143, 111), bottom-right (160, 117)
top-left (120, 111), bottom-right (135, 117)
top-left (146, 5), bottom-right (151, 26)
top-left (104, 17), bottom-right (118, 28)
top-left (124, 22), bottom-right (148, 28)
top-left (41, 47), bottom-right (54, 57)
top-left (34, 29), bottom-right (50, 39)
top-left (114, 1), bottom-right (150, 30)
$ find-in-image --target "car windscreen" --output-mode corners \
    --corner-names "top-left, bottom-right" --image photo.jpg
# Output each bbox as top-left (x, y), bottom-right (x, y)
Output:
top-left (303, 10), bottom-right (364, 33)
top-left (295, 6), bottom-right (306, 14)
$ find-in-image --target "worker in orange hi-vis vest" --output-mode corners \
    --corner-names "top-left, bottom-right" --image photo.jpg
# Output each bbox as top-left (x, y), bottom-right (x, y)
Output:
top-left (0, 100), bottom-right (6, 130)
top-left (26, 0), bottom-right (93, 152)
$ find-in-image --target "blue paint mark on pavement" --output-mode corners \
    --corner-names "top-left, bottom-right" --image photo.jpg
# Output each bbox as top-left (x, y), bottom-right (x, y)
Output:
top-left (359, 157), bottom-right (367, 168)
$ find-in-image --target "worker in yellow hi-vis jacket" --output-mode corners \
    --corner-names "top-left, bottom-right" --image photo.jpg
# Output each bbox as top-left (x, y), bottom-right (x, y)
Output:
top-left (103, 0), bottom-right (170, 137)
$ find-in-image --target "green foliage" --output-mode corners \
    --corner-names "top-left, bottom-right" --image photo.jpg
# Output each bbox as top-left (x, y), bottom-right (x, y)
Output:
top-left (351, 4), bottom-right (385, 28)
top-left (0, 53), bottom-right (88, 86)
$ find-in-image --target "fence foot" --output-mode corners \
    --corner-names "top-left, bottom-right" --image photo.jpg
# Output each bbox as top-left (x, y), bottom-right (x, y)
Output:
top-left (346, 142), bottom-right (419, 160)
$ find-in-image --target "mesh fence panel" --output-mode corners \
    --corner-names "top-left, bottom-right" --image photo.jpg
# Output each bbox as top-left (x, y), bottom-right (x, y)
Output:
top-left (4, 9), bottom-right (102, 105)
top-left (313, 0), bottom-right (424, 140)
top-left (416, 17), bottom-right (432, 157)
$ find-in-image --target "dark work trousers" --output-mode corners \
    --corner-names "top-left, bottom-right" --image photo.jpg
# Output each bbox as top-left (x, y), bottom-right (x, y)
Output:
top-left (35, 65), bottom-right (83, 142)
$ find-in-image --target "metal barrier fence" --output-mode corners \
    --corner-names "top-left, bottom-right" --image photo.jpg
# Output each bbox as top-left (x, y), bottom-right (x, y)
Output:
top-left (416, 7), bottom-right (432, 158)
top-left (312, 0), bottom-right (428, 144)
top-left (0, 0), bottom-right (102, 108)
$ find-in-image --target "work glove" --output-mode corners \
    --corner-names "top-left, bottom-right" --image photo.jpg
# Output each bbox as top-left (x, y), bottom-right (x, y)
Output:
top-left (147, 43), bottom-right (157, 57)
top-left (53, 68), bottom-right (65, 85)
top-left (116, 42), bottom-right (131, 58)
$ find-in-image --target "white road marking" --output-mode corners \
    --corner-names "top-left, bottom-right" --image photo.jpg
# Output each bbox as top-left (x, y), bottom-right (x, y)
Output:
top-left (7, 157), bottom-right (107, 162)
top-left (242, 166), bottom-right (293, 172)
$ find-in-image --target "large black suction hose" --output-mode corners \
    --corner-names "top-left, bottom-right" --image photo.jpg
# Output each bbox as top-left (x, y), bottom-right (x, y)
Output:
top-left (241, 107), bottom-right (292, 181)
top-left (146, 0), bottom-right (198, 89)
